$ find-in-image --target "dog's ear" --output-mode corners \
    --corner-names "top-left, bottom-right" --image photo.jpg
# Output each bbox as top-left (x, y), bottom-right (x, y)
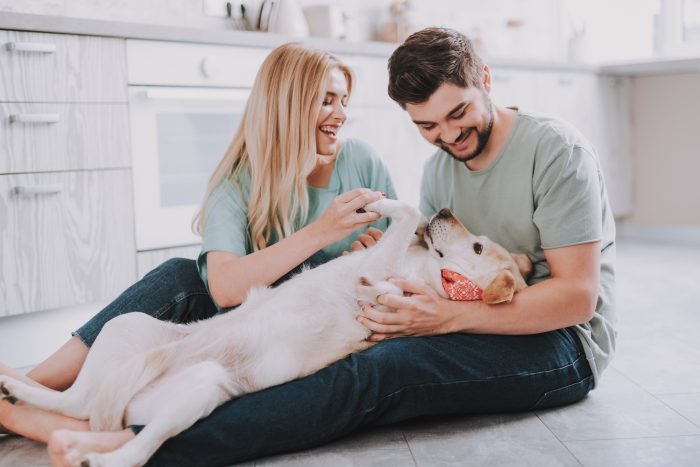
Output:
top-left (483, 270), bottom-right (516, 304)
top-left (511, 253), bottom-right (533, 280)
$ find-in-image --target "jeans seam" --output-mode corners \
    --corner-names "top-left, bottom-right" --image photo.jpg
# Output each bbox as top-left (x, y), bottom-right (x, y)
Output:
top-left (151, 290), bottom-right (210, 320)
top-left (360, 353), bottom-right (589, 417)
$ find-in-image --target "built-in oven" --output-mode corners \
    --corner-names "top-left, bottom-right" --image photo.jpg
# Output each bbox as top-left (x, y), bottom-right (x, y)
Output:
top-left (126, 40), bottom-right (270, 251)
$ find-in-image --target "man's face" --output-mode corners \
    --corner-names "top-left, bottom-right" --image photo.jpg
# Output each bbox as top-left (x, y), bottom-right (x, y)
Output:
top-left (406, 81), bottom-right (494, 163)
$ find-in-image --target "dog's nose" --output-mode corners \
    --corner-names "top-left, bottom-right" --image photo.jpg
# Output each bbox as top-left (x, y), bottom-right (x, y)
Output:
top-left (437, 208), bottom-right (453, 219)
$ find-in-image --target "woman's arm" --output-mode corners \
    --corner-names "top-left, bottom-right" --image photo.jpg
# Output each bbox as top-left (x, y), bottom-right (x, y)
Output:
top-left (357, 242), bottom-right (600, 339)
top-left (207, 188), bottom-right (385, 308)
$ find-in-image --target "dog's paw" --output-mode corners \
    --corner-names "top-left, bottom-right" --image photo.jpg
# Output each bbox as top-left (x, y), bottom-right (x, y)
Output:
top-left (0, 376), bottom-right (19, 405)
top-left (356, 277), bottom-right (403, 304)
top-left (81, 453), bottom-right (108, 467)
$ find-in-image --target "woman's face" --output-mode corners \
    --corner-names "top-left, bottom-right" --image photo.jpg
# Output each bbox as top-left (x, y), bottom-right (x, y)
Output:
top-left (316, 67), bottom-right (348, 156)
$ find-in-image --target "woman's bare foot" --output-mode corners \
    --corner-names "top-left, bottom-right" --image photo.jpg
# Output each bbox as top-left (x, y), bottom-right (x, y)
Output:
top-left (48, 429), bottom-right (135, 467)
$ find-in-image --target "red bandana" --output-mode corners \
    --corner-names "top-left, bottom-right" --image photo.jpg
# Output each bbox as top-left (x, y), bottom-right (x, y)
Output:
top-left (441, 269), bottom-right (483, 301)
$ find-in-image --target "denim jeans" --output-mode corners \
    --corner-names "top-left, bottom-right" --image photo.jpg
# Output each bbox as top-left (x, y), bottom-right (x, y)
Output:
top-left (74, 257), bottom-right (593, 467)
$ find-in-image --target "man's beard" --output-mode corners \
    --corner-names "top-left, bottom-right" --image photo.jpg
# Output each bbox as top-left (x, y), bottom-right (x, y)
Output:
top-left (441, 93), bottom-right (495, 163)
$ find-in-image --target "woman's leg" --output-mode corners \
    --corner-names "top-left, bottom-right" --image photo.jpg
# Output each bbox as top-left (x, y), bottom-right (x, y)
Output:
top-left (141, 328), bottom-right (592, 466)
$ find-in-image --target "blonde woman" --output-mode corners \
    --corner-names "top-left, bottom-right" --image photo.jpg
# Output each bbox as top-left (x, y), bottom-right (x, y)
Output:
top-left (0, 43), bottom-right (395, 464)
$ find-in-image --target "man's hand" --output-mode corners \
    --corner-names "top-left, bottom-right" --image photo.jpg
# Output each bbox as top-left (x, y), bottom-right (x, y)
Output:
top-left (356, 278), bottom-right (461, 341)
top-left (341, 227), bottom-right (384, 256)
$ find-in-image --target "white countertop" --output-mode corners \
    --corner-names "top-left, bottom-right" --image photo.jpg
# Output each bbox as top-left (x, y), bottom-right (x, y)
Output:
top-left (2, 11), bottom-right (700, 76)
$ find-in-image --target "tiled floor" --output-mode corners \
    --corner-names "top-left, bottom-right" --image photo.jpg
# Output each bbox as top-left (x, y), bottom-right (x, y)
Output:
top-left (2, 238), bottom-right (699, 466)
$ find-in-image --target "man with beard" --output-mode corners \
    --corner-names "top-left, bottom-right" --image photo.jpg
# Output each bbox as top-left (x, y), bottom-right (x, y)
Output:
top-left (356, 26), bottom-right (616, 403)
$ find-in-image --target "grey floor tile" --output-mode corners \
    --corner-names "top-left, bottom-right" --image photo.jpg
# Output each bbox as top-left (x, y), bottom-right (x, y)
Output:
top-left (255, 427), bottom-right (415, 466)
top-left (0, 436), bottom-right (50, 466)
top-left (565, 435), bottom-right (700, 467)
top-left (404, 413), bottom-right (579, 467)
top-left (658, 393), bottom-right (700, 427)
top-left (537, 368), bottom-right (700, 441)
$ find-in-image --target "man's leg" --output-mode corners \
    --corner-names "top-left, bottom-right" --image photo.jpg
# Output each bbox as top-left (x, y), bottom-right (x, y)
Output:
top-left (147, 328), bottom-right (593, 467)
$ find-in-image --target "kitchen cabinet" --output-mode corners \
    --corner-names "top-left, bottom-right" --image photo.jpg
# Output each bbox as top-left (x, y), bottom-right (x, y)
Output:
top-left (0, 30), bottom-right (127, 103)
top-left (0, 29), bottom-right (136, 316)
top-left (0, 170), bottom-right (136, 316)
top-left (0, 102), bottom-right (130, 173)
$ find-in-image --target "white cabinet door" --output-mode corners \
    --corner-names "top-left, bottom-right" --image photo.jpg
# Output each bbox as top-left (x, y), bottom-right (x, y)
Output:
top-left (0, 169), bottom-right (137, 316)
top-left (0, 30), bottom-right (127, 103)
top-left (0, 103), bottom-right (130, 174)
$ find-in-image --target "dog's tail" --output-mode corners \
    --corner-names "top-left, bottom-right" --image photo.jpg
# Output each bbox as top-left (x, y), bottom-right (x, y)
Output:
top-left (89, 343), bottom-right (176, 431)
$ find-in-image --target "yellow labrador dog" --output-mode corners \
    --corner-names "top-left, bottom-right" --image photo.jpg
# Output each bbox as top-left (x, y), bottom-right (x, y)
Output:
top-left (0, 199), bottom-right (531, 467)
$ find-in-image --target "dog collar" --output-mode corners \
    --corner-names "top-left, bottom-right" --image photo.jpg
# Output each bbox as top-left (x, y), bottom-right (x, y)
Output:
top-left (441, 269), bottom-right (483, 301)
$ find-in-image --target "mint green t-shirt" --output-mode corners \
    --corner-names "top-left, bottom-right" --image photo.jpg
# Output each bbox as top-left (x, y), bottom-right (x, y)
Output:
top-left (198, 138), bottom-right (396, 301)
top-left (420, 110), bottom-right (616, 388)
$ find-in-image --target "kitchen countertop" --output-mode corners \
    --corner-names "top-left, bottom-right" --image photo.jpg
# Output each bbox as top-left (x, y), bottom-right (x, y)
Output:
top-left (2, 11), bottom-right (700, 76)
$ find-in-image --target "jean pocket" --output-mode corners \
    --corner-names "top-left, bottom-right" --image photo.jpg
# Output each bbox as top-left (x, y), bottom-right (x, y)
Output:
top-left (531, 375), bottom-right (595, 410)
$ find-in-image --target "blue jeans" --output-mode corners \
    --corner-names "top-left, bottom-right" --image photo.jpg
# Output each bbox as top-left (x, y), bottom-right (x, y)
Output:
top-left (75, 258), bottom-right (593, 467)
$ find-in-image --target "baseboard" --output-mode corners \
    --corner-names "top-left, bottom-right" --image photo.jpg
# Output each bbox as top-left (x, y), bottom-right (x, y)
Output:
top-left (617, 223), bottom-right (700, 247)
top-left (0, 301), bottom-right (106, 369)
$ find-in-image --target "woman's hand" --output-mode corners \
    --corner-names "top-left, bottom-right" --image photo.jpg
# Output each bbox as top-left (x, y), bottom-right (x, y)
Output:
top-left (313, 189), bottom-right (385, 245)
top-left (356, 278), bottom-right (462, 342)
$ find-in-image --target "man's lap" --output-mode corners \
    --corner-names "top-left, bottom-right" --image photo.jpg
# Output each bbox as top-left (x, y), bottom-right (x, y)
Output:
top-left (149, 329), bottom-right (592, 466)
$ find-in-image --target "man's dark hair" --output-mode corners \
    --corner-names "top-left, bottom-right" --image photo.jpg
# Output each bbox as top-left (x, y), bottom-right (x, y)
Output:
top-left (388, 27), bottom-right (484, 109)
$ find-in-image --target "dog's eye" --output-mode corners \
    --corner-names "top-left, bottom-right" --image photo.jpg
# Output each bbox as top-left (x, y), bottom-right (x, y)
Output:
top-left (473, 243), bottom-right (483, 255)
top-left (435, 248), bottom-right (444, 258)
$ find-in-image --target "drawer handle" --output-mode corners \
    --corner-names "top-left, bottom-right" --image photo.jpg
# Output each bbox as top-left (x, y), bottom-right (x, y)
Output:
top-left (5, 42), bottom-right (57, 53)
top-left (9, 114), bottom-right (60, 124)
top-left (12, 184), bottom-right (64, 196)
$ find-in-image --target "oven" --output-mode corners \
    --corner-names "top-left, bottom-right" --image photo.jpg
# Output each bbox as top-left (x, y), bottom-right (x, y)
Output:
top-left (126, 40), bottom-right (270, 251)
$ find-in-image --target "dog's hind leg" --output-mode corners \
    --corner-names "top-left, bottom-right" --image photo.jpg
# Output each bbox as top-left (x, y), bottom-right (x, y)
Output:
top-left (81, 361), bottom-right (238, 467)
top-left (0, 375), bottom-right (90, 420)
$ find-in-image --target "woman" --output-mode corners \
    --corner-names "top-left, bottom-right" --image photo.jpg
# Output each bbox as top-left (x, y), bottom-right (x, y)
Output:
top-left (0, 43), bottom-right (394, 464)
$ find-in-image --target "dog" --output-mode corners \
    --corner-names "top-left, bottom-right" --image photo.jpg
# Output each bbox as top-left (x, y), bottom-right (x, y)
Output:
top-left (0, 199), bottom-right (532, 467)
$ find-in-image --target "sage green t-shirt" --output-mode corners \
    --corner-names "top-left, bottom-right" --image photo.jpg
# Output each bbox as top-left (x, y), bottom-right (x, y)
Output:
top-left (198, 138), bottom-right (396, 303)
top-left (420, 110), bottom-right (616, 388)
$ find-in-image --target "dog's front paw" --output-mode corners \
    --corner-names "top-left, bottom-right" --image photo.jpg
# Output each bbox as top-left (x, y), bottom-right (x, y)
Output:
top-left (363, 198), bottom-right (400, 217)
top-left (0, 376), bottom-right (19, 405)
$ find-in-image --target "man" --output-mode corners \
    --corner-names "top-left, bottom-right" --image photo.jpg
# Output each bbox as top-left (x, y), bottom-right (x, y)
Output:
top-left (44, 28), bottom-right (616, 466)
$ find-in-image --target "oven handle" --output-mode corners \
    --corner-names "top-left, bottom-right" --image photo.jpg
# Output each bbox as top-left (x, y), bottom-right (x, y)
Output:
top-left (144, 88), bottom-right (250, 101)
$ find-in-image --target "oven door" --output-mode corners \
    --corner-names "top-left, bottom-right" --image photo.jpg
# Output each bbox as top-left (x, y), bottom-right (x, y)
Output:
top-left (129, 86), bottom-right (249, 251)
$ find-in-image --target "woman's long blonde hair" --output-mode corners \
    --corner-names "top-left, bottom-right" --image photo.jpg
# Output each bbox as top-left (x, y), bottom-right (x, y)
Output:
top-left (193, 43), bottom-right (353, 251)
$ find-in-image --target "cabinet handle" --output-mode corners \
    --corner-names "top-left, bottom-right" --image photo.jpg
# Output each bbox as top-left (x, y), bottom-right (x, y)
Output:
top-left (9, 114), bottom-right (60, 124)
top-left (5, 42), bottom-right (57, 53)
top-left (12, 184), bottom-right (64, 196)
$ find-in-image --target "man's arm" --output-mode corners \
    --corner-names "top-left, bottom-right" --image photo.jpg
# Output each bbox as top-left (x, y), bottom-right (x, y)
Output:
top-left (357, 241), bottom-right (600, 340)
